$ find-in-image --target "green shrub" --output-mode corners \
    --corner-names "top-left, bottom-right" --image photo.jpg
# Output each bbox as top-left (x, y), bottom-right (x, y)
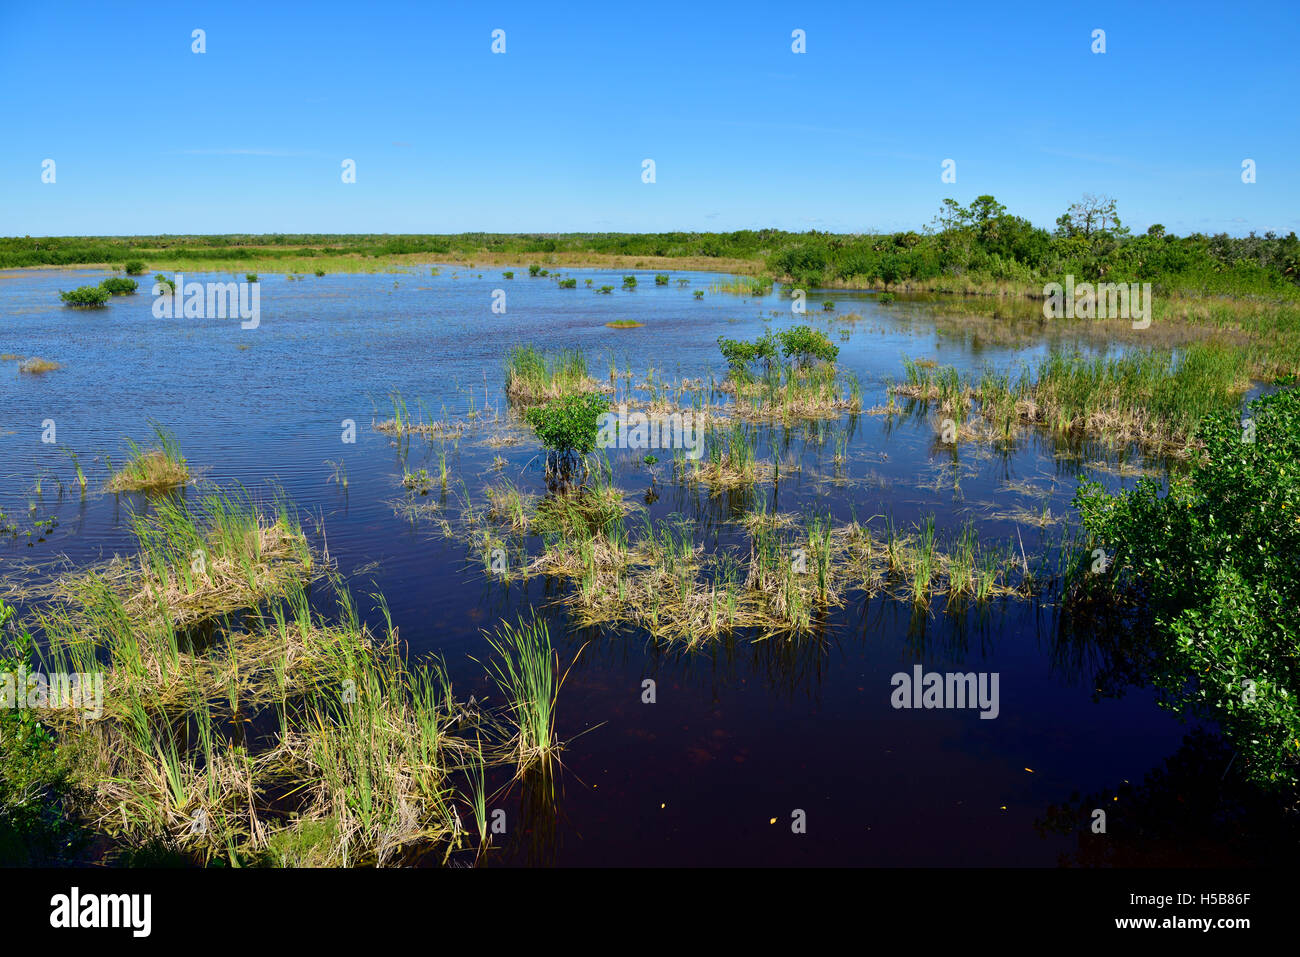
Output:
top-left (1075, 386), bottom-right (1300, 794)
top-left (528, 264), bottom-right (541, 276)
top-left (878, 291), bottom-right (896, 303)
top-left (504, 270), bottom-right (514, 279)
top-left (99, 277), bottom-right (137, 295)
top-left (597, 285), bottom-right (614, 294)
top-left (154, 273), bottom-right (176, 293)
top-left (0, 604), bottom-right (80, 865)
top-left (654, 273), bottom-right (669, 285)
top-left (718, 332), bottom-right (778, 374)
top-left (558, 278), bottom-right (577, 289)
top-left (245, 273), bottom-right (258, 282)
top-left (59, 285), bottom-right (110, 307)
top-left (622, 275), bottom-right (637, 287)
top-left (777, 325), bottom-right (839, 364)
top-left (123, 260), bottom-right (145, 275)
top-left (693, 289), bottom-right (704, 299)
top-left (523, 392), bottom-right (610, 463)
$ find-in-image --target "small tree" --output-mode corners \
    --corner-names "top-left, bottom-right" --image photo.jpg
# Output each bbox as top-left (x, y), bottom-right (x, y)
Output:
top-left (59, 285), bottom-right (111, 307)
top-left (777, 326), bottom-right (839, 366)
top-left (524, 392), bottom-right (610, 477)
top-left (100, 278), bottom-right (138, 295)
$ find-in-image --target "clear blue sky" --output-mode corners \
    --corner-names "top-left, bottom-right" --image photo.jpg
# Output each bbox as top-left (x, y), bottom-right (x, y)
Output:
top-left (2, 0), bottom-right (1295, 237)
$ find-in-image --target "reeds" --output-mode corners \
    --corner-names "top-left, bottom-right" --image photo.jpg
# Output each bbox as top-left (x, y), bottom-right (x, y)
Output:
top-left (505, 346), bottom-right (603, 406)
top-left (888, 343), bottom-right (1252, 456)
top-left (55, 488), bottom-right (316, 630)
top-left (104, 423), bottom-right (191, 493)
top-left (480, 616), bottom-right (563, 774)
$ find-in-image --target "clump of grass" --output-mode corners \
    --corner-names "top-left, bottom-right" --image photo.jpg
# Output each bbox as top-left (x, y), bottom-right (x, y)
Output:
top-left (605, 320), bottom-right (643, 329)
top-left (105, 424), bottom-right (191, 493)
top-left (326, 459), bottom-right (349, 489)
top-left (505, 346), bottom-right (603, 406)
top-left (18, 357), bottom-right (61, 374)
top-left (709, 275), bottom-right (773, 296)
top-left (479, 616), bottom-right (565, 774)
top-left (56, 489), bottom-right (316, 629)
top-left (676, 423), bottom-right (770, 489)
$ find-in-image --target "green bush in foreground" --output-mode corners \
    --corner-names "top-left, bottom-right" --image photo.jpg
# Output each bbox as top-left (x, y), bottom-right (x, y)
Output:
top-left (1075, 386), bottom-right (1300, 793)
top-left (59, 285), bottom-right (111, 307)
top-left (524, 392), bottom-right (610, 463)
top-left (0, 601), bottom-right (81, 864)
top-left (100, 277), bottom-right (137, 295)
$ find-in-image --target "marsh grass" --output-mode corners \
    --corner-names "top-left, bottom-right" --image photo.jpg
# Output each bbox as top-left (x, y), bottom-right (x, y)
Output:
top-left (478, 616), bottom-right (567, 774)
top-left (889, 343), bottom-right (1252, 455)
top-left (709, 274), bottom-right (774, 297)
top-left (19, 572), bottom-right (513, 867)
top-left (440, 476), bottom-right (1027, 643)
top-left (104, 423), bottom-right (191, 493)
top-left (675, 422), bottom-right (772, 490)
top-left (53, 489), bottom-right (316, 631)
top-left (504, 345), bottom-right (612, 408)
top-left (373, 392), bottom-right (471, 438)
top-left (720, 359), bottom-right (857, 422)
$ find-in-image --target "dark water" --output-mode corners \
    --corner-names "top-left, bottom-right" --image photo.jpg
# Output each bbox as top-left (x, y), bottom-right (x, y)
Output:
top-left (0, 267), bottom-right (1277, 865)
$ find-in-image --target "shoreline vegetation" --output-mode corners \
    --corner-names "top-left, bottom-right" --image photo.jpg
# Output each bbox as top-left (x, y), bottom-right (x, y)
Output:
top-left (5, 195), bottom-right (1297, 302)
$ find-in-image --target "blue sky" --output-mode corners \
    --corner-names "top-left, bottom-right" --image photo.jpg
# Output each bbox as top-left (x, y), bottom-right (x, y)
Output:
top-left (2, 0), bottom-right (1296, 237)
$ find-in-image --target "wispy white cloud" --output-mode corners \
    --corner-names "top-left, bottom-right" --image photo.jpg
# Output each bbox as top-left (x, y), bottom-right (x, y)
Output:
top-left (174, 148), bottom-right (313, 157)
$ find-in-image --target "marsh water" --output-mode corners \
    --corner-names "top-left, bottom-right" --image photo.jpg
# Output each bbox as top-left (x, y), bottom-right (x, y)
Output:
top-left (0, 266), bottom-right (1282, 866)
